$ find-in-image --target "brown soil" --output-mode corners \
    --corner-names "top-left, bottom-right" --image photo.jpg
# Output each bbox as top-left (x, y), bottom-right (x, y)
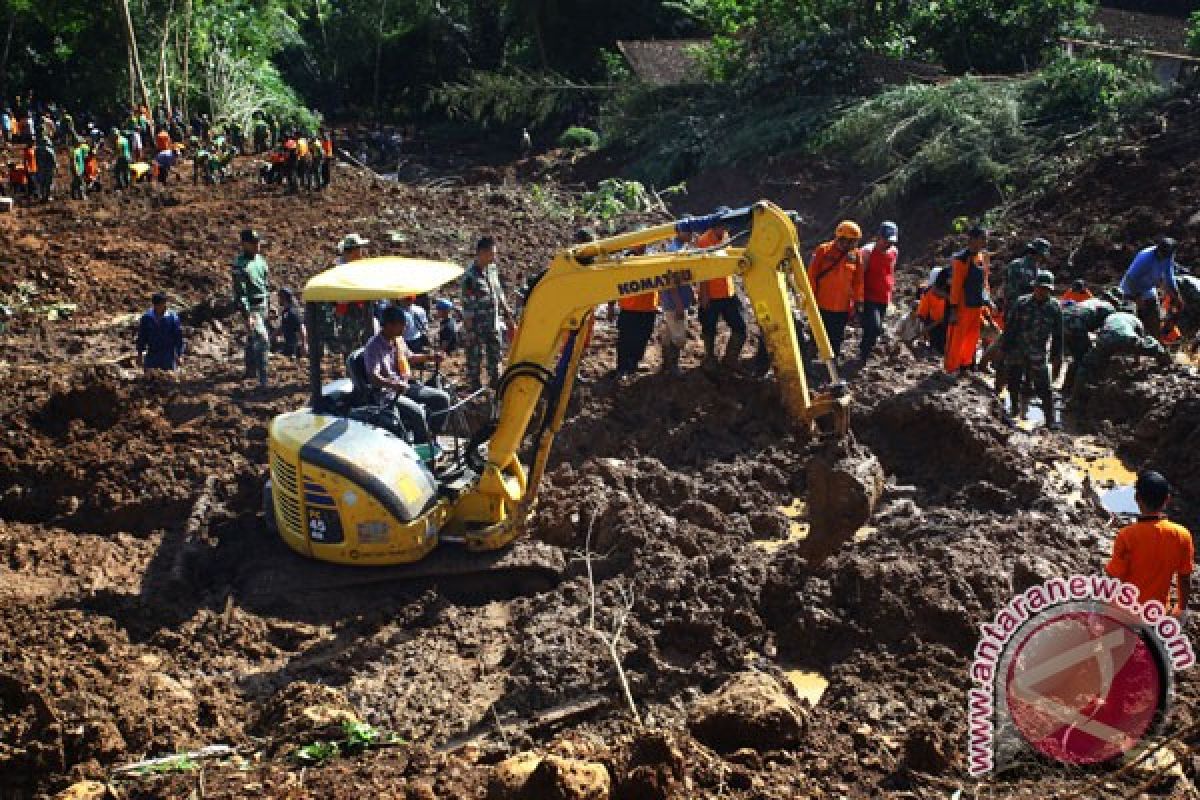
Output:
top-left (1, 134), bottom-right (1198, 800)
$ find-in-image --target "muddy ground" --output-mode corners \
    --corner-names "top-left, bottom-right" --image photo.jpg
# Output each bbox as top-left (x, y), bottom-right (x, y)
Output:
top-left (1, 128), bottom-right (1199, 800)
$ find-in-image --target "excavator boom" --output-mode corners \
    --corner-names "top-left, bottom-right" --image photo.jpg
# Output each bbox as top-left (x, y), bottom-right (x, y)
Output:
top-left (454, 201), bottom-right (849, 547)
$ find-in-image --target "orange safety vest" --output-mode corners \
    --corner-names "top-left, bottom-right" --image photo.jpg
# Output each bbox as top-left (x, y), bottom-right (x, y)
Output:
top-left (322, 137), bottom-right (333, 157)
top-left (619, 291), bottom-right (658, 312)
top-left (23, 146), bottom-right (36, 174)
top-left (807, 241), bottom-right (864, 313)
top-left (696, 230), bottom-right (735, 299)
top-left (155, 131), bottom-right (171, 152)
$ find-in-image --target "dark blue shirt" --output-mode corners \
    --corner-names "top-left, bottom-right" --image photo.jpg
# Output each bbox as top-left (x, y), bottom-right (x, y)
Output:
top-left (136, 308), bottom-right (184, 369)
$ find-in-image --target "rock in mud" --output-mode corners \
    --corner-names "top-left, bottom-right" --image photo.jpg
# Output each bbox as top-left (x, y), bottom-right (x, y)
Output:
top-left (801, 442), bottom-right (884, 564)
top-left (490, 751), bottom-right (543, 798)
top-left (687, 671), bottom-right (805, 753)
top-left (489, 752), bottom-right (611, 800)
top-left (54, 781), bottom-right (113, 800)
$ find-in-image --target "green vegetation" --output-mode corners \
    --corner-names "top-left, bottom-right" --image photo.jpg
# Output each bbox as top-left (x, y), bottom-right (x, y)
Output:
top-left (293, 719), bottom-right (400, 766)
top-left (818, 56), bottom-right (1164, 214)
top-left (1188, 11), bottom-right (1200, 55)
top-left (558, 126), bottom-right (601, 150)
top-left (132, 754), bottom-right (199, 776)
top-left (580, 178), bottom-right (657, 220)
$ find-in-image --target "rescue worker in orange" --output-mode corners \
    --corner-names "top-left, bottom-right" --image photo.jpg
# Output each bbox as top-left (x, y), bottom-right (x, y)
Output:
top-left (1106, 470), bottom-right (1193, 618)
top-left (696, 215), bottom-right (746, 370)
top-left (917, 267), bottom-right (951, 355)
top-left (807, 220), bottom-right (864, 360)
top-left (21, 141), bottom-right (37, 199)
top-left (319, 129), bottom-right (334, 188)
top-left (945, 225), bottom-right (993, 373)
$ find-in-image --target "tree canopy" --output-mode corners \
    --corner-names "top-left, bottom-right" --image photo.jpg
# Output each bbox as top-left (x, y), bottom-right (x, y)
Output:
top-left (0, 0), bottom-right (1099, 125)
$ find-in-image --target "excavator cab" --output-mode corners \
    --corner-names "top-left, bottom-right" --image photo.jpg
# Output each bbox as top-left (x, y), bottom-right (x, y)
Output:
top-left (264, 202), bottom-right (868, 586)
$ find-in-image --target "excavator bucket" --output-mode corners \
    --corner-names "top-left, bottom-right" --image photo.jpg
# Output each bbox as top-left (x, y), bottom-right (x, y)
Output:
top-left (800, 441), bottom-right (884, 564)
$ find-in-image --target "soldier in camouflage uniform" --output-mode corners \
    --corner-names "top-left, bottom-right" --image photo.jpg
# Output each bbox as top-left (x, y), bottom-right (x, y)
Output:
top-left (232, 229), bottom-right (271, 388)
top-left (1002, 237), bottom-right (1050, 310)
top-left (461, 236), bottom-right (514, 389)
top-left (1001, 270), bottom-right (1064, 429)
top-left (328, 234), bottom-right (377, 367)
top-left (1061, 290), bottom-right (1123, 393)
top-left (1071, 311), bottom-right (1172, 413)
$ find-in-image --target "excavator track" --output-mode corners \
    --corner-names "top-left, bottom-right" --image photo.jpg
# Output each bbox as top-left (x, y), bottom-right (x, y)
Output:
top-left (233, 536), bottom-right (566, 605)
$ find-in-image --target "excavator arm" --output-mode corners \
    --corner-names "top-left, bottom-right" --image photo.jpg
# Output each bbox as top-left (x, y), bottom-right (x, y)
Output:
top-left (451, 200), bottom-right (849, 549)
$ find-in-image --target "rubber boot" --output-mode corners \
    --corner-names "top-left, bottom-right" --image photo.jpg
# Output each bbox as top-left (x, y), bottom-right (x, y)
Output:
top-left (1042, 392), bottom-right (1061, 431)
top-left (722, 329), bottom-right (746, 370)
top-left (702, 333), bottom-right (718, 372)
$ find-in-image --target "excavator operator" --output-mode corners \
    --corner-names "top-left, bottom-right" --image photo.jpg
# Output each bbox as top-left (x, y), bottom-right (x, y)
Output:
top-left (364, 305), bottom-right (450, 445)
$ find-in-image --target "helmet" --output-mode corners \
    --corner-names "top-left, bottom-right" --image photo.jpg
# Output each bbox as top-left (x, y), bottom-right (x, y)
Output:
top-left (1035, 270), bottom-right (1055, 289)
top-left (835, 220), bottom-right (862, 240)
top-left (1030, 237), bottom-right (1051, 256)
top-left (435, 298), bottom-right (454, 312)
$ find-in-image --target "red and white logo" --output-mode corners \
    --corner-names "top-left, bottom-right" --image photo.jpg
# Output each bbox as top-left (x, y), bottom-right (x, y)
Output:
top-left (1003, 609), bottom-right (1167, 765)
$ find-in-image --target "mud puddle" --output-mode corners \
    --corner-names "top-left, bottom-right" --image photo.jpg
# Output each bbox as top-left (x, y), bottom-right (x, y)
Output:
top-left (754, 499), bottom-right (809, 552)
top-left (1053, 439), bottom-right (1140, 518)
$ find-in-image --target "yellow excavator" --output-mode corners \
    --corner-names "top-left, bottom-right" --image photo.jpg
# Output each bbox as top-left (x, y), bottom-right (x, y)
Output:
top-left (264, 201), bottom-right (854, 588)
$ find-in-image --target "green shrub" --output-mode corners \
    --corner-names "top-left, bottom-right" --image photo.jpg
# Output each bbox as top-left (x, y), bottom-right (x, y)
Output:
top-left (1023, 56), bottom-right (1163, 124)
top-left (1186, 11), bottom-right (1200, 56)
top-left (820, 77), bottom-right (1029, 212)
top-left (558, 126), bottom-right (601, 150)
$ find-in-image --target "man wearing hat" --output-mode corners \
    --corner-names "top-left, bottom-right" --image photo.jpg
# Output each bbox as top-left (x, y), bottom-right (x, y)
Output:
top-left (1003, 237), bottom-right (1051, 309)
top-left (135, 291), bottom-right (185, 372)
top-left (1061, 289), bottom-right (1120, 394)
top-left (1119, 237), bottom-right (1183, 339)
top-left (233, 229), bottom-right (271, 388)
top-left (331, 233), bottom-right (377, 360)
top-left (1106, 470), bottom-right (1192, 617)
top-left (461, 235), bottom-right (514, 389)
top-left (807, 220), bottom-right (864, 361)
top-left (1000, 270), bottom-right (1063, 429)
top-left (858, 221), bottom-right (899, 363)
top-left (336, 233), bottom-right (369, 263)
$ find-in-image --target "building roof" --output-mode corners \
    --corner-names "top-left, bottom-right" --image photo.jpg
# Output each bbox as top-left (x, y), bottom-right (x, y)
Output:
top-left (1091, 7), bottom-right (1189, 54)
top-left (616, 39), bottom-right (710, 86)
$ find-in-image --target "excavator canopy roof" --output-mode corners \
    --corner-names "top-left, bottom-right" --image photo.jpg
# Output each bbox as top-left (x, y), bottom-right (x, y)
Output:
top-left (303, 257), bottom-right (464, 302)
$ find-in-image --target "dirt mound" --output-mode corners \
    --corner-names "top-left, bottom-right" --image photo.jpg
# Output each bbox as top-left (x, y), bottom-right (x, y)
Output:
top-left (911, 93), bottom-right (1200, 289)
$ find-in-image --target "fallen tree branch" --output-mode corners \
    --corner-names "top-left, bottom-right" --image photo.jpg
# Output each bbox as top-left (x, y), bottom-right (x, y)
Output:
top-left (112, 744), bottom-right (235, 776)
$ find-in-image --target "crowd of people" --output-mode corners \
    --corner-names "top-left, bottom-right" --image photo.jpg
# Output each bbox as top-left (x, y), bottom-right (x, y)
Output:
top-left (1, 95), bottom-right (332, 202)
top-left (897, 228), bottom-right (1194, 429)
